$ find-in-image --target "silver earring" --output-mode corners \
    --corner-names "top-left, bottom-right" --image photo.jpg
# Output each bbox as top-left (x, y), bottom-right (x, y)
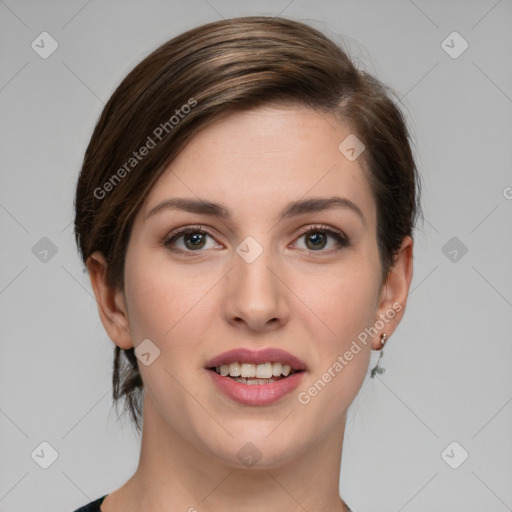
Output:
top-left (370, 333), bottom-right (388, 379)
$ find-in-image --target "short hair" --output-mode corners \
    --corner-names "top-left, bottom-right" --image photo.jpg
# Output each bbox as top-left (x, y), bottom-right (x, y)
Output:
top-left (74, 16), bottom-right (421, 433)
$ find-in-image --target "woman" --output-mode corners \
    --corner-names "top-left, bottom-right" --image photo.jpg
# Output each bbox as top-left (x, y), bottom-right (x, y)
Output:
top-left (72, 15), bottom-right (419, 512)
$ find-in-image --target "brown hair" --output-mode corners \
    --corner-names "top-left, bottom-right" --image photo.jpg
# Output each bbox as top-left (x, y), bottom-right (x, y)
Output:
top-left (74, 16), bottom-right (421, 433)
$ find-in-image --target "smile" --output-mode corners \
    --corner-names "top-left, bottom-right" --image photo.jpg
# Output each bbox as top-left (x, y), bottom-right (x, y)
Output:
top-left (205, 348), bottom-right (307, 405)
top-left (213, 361), bottom-right (296, 383)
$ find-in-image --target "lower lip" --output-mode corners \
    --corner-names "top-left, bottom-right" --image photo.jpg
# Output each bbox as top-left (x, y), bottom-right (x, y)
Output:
top-left (207, 369), bottom-right (305, 406)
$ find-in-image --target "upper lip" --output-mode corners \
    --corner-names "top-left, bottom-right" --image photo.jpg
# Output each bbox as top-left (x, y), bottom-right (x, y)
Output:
top-left (205, 348), bottom-right (307, 371)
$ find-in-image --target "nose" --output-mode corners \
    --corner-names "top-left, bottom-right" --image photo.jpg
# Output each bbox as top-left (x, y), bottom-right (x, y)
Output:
top-left (222, 243), bottom-right (290, 332)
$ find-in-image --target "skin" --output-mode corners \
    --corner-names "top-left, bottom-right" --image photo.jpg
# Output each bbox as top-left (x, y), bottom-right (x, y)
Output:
top-left (87, 105), bottom-right (413, 512)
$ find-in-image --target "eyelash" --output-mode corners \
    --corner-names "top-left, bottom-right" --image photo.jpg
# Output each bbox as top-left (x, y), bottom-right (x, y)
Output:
top-left (163, 224), bottom-right (350, 256)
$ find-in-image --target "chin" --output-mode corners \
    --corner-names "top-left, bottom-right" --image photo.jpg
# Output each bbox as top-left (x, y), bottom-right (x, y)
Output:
top-left (201, 425), bottom-right (310, 471)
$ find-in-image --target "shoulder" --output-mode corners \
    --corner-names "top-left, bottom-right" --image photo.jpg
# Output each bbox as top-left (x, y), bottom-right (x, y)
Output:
top-left (71, 495), bottom-right (108, 512)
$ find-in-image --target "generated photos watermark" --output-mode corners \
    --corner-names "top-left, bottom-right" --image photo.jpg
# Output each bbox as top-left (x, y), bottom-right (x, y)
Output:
top-left (93, 97), bottom-right (197, 200)
top-left (297, 302), bottom-right (403, 405)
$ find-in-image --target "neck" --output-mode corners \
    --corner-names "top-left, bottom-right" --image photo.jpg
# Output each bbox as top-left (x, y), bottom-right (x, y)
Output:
top-left (106, 394), bottom-right (351, 512)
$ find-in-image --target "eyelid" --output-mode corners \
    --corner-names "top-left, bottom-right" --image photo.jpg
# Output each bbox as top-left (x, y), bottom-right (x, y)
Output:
top-left (294, 223), bottom-right (347, 240)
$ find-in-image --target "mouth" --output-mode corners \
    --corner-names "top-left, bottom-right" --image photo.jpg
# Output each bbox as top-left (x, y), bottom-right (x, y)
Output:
top-left (204, 348), bottom-right (307, 405)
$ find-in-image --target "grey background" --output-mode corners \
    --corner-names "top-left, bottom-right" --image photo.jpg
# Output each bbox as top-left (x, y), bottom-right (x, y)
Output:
top-left (1, 1), bottom-right (511, 511)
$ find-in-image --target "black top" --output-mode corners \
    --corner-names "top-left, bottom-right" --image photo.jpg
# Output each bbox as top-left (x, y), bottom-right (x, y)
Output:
top-left (72, 495), bottom-right (107, 512)
top-left (72, 494), bottom-right (353, 511)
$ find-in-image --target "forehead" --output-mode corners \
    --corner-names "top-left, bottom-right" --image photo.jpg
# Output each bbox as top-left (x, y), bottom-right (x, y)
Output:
top-left (142, 105), bottom-right (376, 228)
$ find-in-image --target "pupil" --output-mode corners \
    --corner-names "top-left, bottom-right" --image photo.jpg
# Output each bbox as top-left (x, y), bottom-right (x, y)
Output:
top-left (307, 232), bottom-right (326, 250)
top-left (185, 232), bottom-right (205, 249)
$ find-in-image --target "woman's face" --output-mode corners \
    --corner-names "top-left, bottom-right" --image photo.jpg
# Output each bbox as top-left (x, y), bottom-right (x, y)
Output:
top-left (117, 105), bottom-right (397, 467)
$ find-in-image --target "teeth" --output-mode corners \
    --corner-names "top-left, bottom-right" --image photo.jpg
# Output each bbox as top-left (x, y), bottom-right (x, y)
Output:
top-left (215, 362), bottom-right (296, 378)
top-left (229, 362), bottom-right (241, 377)
top-left (240, 363), bottom-right (256, 378)
top-left (272, 362), bottom-right (282, 376)
top-left (256, 362), bottom-right (273, 379)
top-left (234, 378), bottom-right (276, 385)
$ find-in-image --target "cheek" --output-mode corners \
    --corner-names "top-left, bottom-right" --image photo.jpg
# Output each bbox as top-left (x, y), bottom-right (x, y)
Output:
top-left (293, 265), bottom-right (378, 423)
top-left (297, 259), bottom-right (381, 346)
top-left (123, 249), bottom-right (216, 358)
top-left (292, 251), bottom-right (381, 412)
top-left (122, 252), bottom-right (215, 421)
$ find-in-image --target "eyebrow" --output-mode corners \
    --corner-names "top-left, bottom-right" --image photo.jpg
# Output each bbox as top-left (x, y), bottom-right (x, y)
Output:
top-left (146, 196), bottom-right (366, 227)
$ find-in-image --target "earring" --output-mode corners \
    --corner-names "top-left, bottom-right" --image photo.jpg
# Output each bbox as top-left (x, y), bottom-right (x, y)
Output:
top-left (370, 333), bottom-right (388, 379)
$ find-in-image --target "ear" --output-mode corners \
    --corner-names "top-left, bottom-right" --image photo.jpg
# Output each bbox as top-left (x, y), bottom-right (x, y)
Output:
top-left (371, 236), bottom-right (414, 350)
top-left (86, 251), bottom-right (134, 350)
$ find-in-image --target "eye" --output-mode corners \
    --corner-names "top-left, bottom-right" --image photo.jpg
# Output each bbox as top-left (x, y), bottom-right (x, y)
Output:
top-left (163, 225), bottom-right (220, 253)
top-left (163, 224), bottom-right (350, 255)
top-left (293, 225), bottom-right (350, 253)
